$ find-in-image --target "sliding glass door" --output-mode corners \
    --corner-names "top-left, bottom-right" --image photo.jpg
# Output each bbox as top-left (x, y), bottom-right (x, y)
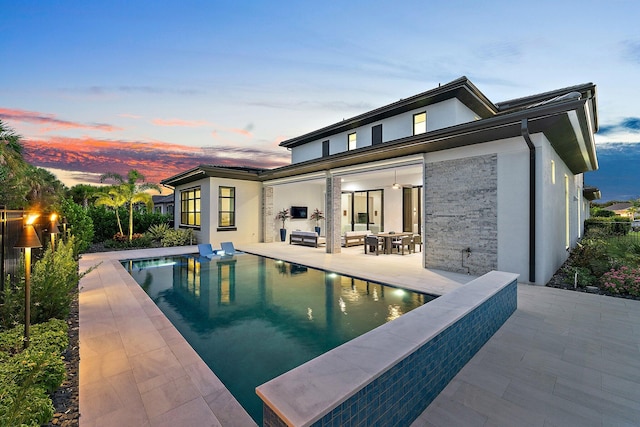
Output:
top-left (341, 190), bottom-right (384, 234)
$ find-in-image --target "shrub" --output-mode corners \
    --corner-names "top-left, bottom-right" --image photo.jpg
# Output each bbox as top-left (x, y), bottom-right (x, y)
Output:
top-left (161, 228), bottom-right (195, 247)
top-left (0, 319), bottom-right (68, 426)
top-left (88, 205), bottom-right (169, 242)
top-left (590, 207), bottom-right (616, 217)
top-left (600, 266), bottom-right (640, 296)
top-left (104, 233), bottom-right (154, 249)
top-left (29, 237), bottom-right (89, 324)
top-left (566, 235), bottom-right (612, 277)
top-left (584, 217), bottom-right (631, 236)
top-left (147, 223), bottom-right (170, 241)
top-left (60, 197), bottom-right (94, 256)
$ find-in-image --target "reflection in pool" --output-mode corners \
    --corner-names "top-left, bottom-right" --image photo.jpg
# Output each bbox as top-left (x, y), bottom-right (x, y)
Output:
top-left (123, 253), bottom-right (436, 423)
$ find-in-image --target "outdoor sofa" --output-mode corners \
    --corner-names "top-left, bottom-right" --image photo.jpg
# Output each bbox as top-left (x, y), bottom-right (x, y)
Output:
top-left (289, 230), bottom-right (325, 247)
top-left (342, 230), bottom-right (370, 247)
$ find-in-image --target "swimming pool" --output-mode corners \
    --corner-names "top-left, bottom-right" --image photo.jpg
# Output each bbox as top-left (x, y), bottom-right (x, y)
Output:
top-left (123, 253), bottom-right (436, 423)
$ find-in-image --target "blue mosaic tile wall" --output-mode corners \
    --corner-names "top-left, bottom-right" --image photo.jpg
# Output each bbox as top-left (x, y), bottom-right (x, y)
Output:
top-left (263, 279), bottom-right (517, 427)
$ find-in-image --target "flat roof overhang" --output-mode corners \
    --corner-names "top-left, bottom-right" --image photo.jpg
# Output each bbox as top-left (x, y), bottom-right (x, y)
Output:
top-left (583, 186), bottom-right (601, 201)
top-left (263, 97), bottom-right (598, 181)
top-left (162, 165), bottom-right (263, 187)
top-left (162, 96), bottom-right (598, 187)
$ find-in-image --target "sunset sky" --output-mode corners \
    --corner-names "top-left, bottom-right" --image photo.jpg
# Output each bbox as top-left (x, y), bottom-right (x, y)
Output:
top-left (2, 1), bottom-right (639, 197)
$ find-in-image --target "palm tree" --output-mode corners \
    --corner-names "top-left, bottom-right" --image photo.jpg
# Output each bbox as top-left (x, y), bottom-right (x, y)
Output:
top-left (0, 120), bottom-right (30, 208)
top-left (94, 187), bottom-right (126, 235)
top-left (100, 170), bottom-right (160, 241)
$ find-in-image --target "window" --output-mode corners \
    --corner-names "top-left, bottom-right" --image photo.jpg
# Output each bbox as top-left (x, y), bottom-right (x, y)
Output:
top-left (413, 112), bottom-right (426, 135)
top-left (322, 140), bottom-right (330, 157)
top-left (180, 187), bottom-right (201, 227)
top-left (372, 124), bottom-right (382, 145)
top-left (348, 132), bottom-right (357, 150)
top-left (551, 160), bottom-right (556, 184)
top-left (218, 186), bottom-right (235, 228)
top-left (167, 204), bottom-right (174, 219)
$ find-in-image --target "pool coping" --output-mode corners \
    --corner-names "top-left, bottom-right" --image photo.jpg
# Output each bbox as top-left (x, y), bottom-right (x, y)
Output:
top-left (256, 270), bottom-right (519, 426)
top-left (78, 246), bottom-right (256, 426)
top-left (78, 244), bottom-right (472, 426)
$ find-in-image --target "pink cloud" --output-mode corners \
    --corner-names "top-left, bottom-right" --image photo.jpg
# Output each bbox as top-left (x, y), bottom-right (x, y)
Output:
top-left (22, 135), bottom-right (290, 185)
top-left (0, 107), bottom-right (121, 133)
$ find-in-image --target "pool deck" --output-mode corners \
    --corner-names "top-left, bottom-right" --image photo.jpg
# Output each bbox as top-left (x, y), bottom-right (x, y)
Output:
top-left (78, 243), bottom-right (640, 426)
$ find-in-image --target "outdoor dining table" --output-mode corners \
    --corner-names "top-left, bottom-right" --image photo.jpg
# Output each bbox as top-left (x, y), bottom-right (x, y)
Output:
top-left (375, 232), bottom-right (413, 254)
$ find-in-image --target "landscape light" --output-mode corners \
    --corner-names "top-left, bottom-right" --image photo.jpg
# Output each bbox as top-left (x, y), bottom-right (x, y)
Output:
top-left (14, 213), bottom-right (42, 349)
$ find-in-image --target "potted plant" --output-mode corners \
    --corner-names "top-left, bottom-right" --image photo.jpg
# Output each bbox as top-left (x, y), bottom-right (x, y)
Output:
top-left (310, 208), bottom-right (324, 235)
top-left (276, 208), bottom-right (290, 242)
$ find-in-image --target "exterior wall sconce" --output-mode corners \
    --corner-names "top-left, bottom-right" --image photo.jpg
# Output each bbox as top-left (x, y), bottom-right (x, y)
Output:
top-left (14, 213), bottom-right (42, 349)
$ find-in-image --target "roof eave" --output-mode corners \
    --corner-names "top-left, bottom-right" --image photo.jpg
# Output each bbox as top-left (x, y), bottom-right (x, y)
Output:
top-left (279, 77), bottom-right (499, 149)
top-left (161, 165), bottom-right (263, 187)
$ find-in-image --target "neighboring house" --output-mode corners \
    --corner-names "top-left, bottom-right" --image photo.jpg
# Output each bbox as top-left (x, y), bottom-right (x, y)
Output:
top-left (152, 193), bottom-right (175, 218)
top-left (603, 202), bottom-right (634, 218)
top-left (161, 76), bottom-right (600, 285)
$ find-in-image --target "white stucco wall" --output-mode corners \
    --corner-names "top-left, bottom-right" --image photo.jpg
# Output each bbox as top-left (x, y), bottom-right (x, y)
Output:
top-left (174, 177), bottom-right (262, 245)
top-left (270, 180), bottom-right (326, 237)
top-left (424, 133), bottom-right (583, 285)
top-left (290, 98), bottom-right (480, 163)
top-left (537, 137), bottom-right (583, 284)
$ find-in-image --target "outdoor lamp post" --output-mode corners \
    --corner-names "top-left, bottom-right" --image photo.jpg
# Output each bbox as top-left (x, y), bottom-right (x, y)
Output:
top-left (61, 216), bottom-right (68, 239)
top-left (49, 213), bottom-right (60, 250)
top-left (14, 214), bottom-right (42, 349)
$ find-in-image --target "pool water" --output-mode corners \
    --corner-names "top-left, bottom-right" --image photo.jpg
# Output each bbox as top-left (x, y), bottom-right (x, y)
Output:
top-left (123, 253), bottom-right (435, 423)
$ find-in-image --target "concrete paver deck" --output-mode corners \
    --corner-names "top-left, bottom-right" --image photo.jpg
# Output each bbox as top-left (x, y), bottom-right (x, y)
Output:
top-left (78, 243), bottom-right (640, 426)
top-left (413, 285), bottom-right (640, 426)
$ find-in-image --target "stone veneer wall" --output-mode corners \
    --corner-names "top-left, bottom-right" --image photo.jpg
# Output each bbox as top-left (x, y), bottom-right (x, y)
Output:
top-left (259, 272), bottom-right (518, 427)
top-left (325, 175), bottom-right (341, 253)
top-left (425, 154), bottom-right (498, 275)
top-left (263, 186), bottom-right (274, 243)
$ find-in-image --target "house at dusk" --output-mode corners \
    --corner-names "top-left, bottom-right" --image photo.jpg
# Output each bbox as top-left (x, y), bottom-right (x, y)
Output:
top-left (161, 76), bottom-right (600, 286)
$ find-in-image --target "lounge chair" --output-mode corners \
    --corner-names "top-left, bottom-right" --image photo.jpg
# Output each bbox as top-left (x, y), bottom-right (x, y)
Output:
top-left (220, 241), bottom-right (243, 255)
top-left (198, 243), bottom-right (216, 259)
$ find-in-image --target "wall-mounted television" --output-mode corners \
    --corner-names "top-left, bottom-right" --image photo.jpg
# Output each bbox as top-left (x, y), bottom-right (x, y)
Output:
top-left (290, 206), bottom-right (308, 219)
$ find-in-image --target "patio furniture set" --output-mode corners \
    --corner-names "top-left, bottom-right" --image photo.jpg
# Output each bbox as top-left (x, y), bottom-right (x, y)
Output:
top-left (365, 232), bottom-right (422, 255)
top-left (288, 229), bottom-right (422, 255)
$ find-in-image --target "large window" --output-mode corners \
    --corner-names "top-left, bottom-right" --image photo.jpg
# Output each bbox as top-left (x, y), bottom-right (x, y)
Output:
top-left (218, 186), bottom-right (236, 228)
top-left (348, 132), bottom-right (357, 150)
top-left (413, 112), bottom-right (426, 135)
top-left (180, 187), bottom-right (201, 227)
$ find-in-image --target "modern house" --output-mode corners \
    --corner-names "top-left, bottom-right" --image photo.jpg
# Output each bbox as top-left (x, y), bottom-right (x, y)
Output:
top-left (161, 76), bottom-right (600, 285)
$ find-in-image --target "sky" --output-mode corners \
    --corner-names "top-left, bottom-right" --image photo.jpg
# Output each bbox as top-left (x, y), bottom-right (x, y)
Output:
top-left (1, 0), bottom-right (639, 200)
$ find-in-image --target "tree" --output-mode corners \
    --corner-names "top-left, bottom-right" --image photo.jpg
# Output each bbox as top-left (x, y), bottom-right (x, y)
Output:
top-left (24, 166), bottom-right (67, 211)
top-left (0, 120), bottom-right (66, 209)
top-left (100, 170), bottom-right (160, 241)
top-left (0, 120), bottom-right (31, 208)
top-left (93, 187), bottom-right (126, 235)
top-left (67, 184), bottom-right (101, 208)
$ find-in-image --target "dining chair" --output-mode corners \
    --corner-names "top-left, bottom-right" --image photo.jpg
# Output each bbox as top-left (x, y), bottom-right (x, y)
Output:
top-left (391, 235), bottom-right (412, 255)
top-left (364, 235), bottom-right (384, 255)
top-left (412, 234), bottom-right (422, 252)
